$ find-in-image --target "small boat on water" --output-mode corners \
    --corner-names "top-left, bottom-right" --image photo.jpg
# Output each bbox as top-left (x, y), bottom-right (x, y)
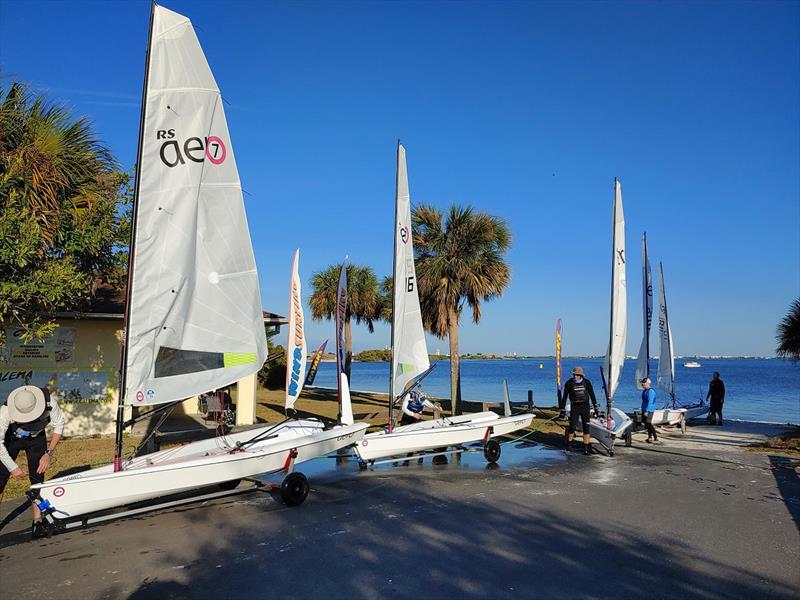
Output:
top-left (683, 361), bottom-right (702, 368)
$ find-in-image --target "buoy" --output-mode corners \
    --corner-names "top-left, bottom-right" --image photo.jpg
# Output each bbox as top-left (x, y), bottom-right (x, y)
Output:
top-left (539, 363), bottom-right (543, 368)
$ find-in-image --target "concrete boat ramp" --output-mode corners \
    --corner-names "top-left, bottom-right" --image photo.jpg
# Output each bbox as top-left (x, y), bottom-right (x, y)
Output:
top-left (1, 420), bottom-right (798, 599)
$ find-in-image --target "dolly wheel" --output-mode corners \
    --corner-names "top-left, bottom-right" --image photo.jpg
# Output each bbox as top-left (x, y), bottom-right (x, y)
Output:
top-left (680, 416), bottom-right (687, 434)
top-left (281, 472), bottom-right (310, 507)
top-left (624, 429), bottom-right (633, 447)
top-left (218, 479), bottom-right (242, 491)
top-left (609, 449), bottom-right (615, 457)
top-left (484, 439), bottom-right (501, 463)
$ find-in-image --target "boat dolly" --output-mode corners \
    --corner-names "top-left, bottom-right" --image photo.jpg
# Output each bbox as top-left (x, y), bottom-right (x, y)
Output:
top-left (0, 448), bottom-right (310, 539)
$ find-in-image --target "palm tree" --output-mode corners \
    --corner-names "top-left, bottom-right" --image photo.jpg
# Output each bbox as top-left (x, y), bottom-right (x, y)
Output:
top-left (412, 204), bottom-right (511, 415)
top-left (776, 298), bottom-right (800, 361)
top-left (308, 263), bottom-right (382, 379)
top-left (0, 82), bottom-right (120, 343)
top-left (0, 83), bottom-right (115, 244)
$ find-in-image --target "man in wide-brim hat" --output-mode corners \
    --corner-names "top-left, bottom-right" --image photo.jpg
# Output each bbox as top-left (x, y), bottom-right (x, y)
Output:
top-left (561, 367), bottom-right (599, 455)
top-left (1, 385), bottom-right (65, 536)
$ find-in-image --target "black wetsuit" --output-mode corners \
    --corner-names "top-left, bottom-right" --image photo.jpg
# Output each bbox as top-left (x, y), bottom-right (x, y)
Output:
top-left (707, 378), bottom-right (725, 422)
top-left (562, 377), bottom-right (598, 434)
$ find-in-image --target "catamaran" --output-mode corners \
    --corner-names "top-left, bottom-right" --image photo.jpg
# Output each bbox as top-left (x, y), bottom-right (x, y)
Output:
top-left (27, 4), bottom-right (366, 528)
top-left (352, 143), bottom-right (533, 466)
top-left (570, 179), bottom-right (633, 455)
top-left (650, 262), bottom-right (708, 429)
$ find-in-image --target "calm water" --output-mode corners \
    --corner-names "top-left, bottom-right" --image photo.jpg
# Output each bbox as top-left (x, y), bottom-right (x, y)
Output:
top-left (310, 358), bottom-right (800, 424)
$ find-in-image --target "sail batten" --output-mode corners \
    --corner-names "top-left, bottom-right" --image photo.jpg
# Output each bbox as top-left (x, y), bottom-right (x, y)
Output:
top-left (124, 5), bottom-right (267, 407)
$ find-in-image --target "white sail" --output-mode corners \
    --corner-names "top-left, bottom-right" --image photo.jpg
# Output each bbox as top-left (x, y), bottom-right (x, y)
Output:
top-left (634, 233), bottom-right (653, 389)
top-left (335, 261), bottom-right (347, 390)
top-left (656, 262), bottom-right (675, 402)
top-left (601, 179), bottom-right (627, 400)
top-left (124, 6), bottom-right (266, 407)
top-left (285, 249), bottom-right (307, 411)
top-left (390, 143), bottom-right (430, 401)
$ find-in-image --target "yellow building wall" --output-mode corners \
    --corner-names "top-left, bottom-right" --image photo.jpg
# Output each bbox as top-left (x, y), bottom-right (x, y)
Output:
top-left (1, 319), bottom-right (259, 437)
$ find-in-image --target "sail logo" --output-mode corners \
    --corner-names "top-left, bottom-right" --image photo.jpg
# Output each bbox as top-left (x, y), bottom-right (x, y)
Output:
top-left (156, 129), bottom-right (227, 168)
top-left (287, 280), bottom-right (304, 397)
top-left (399, 224), bottom-right (409, 244)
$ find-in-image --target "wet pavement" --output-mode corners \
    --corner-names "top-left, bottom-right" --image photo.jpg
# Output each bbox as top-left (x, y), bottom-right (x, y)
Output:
top-left (0, 421), bottom-right (798, 599)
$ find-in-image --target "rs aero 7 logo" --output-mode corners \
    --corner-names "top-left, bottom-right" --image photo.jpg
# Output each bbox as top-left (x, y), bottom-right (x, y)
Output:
top-left (157, 129), bottom-right (227, 168)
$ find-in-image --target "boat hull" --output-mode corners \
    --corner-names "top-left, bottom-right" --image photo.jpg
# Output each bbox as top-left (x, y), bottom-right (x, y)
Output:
top-left (650, 408), bottom-right (686, 426)
top-left (32, 420), bottom-right (367, 519)
top-left (587, 408), bottom-right (633, 452)
top-left (355, 412), bottom-right (534, 461)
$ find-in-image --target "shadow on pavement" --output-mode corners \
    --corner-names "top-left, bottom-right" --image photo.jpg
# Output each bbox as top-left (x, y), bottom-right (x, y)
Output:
top-left (769, 454), bottom-right (800, 532)
top-left (90, 469), bottom-right (796, 600)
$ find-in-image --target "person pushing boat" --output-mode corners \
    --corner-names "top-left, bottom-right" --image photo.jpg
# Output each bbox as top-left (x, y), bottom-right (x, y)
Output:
top-left (399, 390), bottom-right (442, 426)
top-left (563, 367), bottom-right (598, 455)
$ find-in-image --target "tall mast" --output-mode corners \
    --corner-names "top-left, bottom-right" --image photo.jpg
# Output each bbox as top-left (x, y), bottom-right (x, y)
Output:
top-left (114, 0), bottom-right (156, 472)
top-left (605, 178), bottom-right (618, 404)
top-left (388, 139), bottom-right (400, 432)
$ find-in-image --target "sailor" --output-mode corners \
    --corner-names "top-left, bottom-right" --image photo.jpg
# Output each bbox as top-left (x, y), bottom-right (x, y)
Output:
top-left (640, 378), bottom-right (659, 443)
top-left (562, 367), bottom-right (598, 455)
top-left (0, 385), bottom-right (65, 538)
top-left (400, 390), bottom-right (442, 426)
top-left (706, 372), bottom-right (725, 425)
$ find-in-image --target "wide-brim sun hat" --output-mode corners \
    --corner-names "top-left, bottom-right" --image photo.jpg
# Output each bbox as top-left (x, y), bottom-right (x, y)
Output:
top-left (6, 385), bottom-right (46, 423)
top-left (572, 367), bottom-right (585, 376)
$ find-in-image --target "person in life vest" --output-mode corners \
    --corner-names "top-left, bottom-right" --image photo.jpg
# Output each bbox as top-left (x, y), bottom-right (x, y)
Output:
top-left (0, 385), bottom-right (65, 538)
top-left (399, 390), bottom-right (442, 426)
top-left (640, 377), bottom-right (659, 443)
top-left (562, 367), bottom-right (598, 455)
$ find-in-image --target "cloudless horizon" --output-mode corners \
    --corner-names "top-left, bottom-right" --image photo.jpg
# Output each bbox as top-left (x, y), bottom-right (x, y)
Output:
top-left (1, 0), bottom-right (798, 357)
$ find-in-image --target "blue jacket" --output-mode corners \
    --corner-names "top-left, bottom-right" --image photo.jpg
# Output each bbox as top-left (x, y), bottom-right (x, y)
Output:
top-left (641, 388), bottom-right (657, 413)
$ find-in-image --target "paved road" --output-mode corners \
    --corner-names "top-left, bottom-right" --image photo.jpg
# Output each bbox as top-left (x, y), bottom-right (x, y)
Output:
top-left (1, 421), bottom-right (798, 599)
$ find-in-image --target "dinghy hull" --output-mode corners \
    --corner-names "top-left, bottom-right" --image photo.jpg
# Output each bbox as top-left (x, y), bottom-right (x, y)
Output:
top-left (355, 412), bottom-right (533, 461)
top-left (32, 421), bottom-right (367, 519)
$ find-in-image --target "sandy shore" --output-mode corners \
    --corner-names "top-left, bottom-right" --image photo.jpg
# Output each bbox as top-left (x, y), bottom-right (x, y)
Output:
top-left (0, 415), bottom-right (797, 599)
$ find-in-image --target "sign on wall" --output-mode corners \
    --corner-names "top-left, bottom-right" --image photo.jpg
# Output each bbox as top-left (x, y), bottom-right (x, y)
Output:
top-left (0, 326), bottom-right (113, 405)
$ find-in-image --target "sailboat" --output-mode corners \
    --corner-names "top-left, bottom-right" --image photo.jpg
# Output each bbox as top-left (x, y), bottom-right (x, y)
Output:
top-left (577, 179), bottom-right (633, 456)
top-left (27, 4), bottom-right (366, 526)
top-left (650, 262), bottom-right (708, 429)
top-left (352, 142), bottom-right (533, 466)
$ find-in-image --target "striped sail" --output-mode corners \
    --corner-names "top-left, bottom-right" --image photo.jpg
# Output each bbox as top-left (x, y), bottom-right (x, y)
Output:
top-left (601, 179), bottom-right (627, 401)
top-left (657, 262), bottom-right (675, 402)
top-left (390, 143), bottom-right (430, 401)
top-left (124, 6), bottom-right (266, 407)
top-left (284, 249), bottom-right (307, 411)
top-left (634, 233), bottom-right (653, 388)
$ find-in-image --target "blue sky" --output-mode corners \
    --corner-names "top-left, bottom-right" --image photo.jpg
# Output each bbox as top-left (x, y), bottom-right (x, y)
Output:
top-left (1, 0), bottom-right (798, 356)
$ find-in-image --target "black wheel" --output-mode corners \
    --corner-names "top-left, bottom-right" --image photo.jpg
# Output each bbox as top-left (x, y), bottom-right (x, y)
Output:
top-left (484, 439), bottom-right (501, 463)
top-left (218, 479), bottom-right (241, 491)
top-left (432, 454), bottom-right (448, 465)
top-left (624, 429), bottom-right (633, 447)
top-left (609, 449), bottom-right (615, 457)
top-left (358, 460), bottom-right (368, 471)
top-left (281, 472), bottom-right (309, 507)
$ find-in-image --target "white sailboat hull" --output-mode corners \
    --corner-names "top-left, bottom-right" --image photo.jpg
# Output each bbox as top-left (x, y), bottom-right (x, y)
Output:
top-left (684, 403), bottom-right (710, 420)
top-left (32, 421), bottom-right (367, 519)
top-left (355, 411), bottom-right (534, 461)
top-left (650, 408), bottom-right (686, 426)
top-left (587, 408), bottom-right (633, 452)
